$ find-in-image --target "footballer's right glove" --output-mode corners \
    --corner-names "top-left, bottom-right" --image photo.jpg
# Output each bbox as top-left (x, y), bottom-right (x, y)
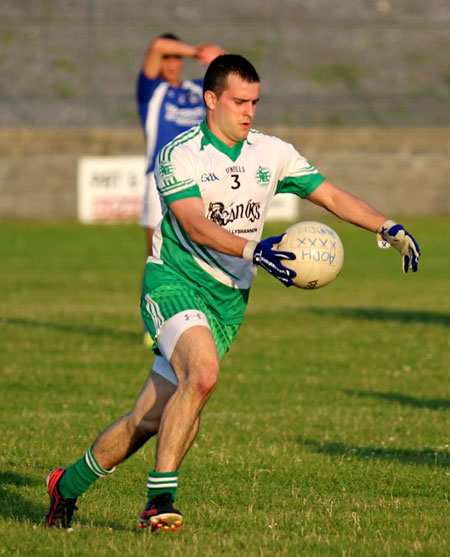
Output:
top-left (377, 219), bottom-right (421, 273)
top-left (243, 234), bottom-right (296, 286)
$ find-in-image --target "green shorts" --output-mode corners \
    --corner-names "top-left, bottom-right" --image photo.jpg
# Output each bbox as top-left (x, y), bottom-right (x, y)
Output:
top-left (141, 282), bottom-right (241, 360)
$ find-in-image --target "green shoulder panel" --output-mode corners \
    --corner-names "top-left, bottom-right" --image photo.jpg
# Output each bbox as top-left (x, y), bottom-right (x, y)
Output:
top-left (164, 184), bottom-right (202, 206)
top-left (276, 173), bottom-right (325, 198)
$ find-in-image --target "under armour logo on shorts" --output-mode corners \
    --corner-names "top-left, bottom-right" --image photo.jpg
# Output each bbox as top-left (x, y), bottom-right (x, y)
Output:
top-left (183, 312), bottom-right (204, 321)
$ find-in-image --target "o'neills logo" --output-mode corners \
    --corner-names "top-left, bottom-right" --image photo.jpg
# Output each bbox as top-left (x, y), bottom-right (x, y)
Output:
top-left (207, 200), bottom-right (261, 226)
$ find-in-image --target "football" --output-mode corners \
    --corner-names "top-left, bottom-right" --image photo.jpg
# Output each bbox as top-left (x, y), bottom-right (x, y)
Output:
top-left (276, 221), bottom-right (344, 289)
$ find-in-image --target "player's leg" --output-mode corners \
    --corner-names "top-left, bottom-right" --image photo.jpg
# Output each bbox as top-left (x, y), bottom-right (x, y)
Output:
top-left (139, 282), bottom-right (241, 531)
top-left (91, 368), bottom-right (176, 469)
top-left (45, 365), bottom-right (175, 528)
top-left (155, 325), bottom-right (219, 471)
top-left (139, 324), bottom-right (219, 531)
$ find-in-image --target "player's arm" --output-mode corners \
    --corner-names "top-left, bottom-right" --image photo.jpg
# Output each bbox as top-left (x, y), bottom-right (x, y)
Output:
top-left (142, 38), bottom-right (198, 79)
top-left (169, 197), bottom-right (296, 286)
top-left (306, 180), bottom-right (386, 231)
top-left (169, 197), bottom-right (248, 256)
top-left (306, 180), bottom-right (421, 272)
top-left (142, 38), bottom-right (226, 80)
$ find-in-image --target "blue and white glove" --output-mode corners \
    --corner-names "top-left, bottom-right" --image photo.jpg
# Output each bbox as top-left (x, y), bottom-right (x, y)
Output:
top-left (377, 219), bottom-right (421, 273)
top-left (242, 234), bottom-right (296, 286)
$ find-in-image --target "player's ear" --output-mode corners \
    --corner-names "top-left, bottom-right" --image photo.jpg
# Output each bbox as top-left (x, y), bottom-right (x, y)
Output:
top-left (204, 90), bottom-right (217, 110)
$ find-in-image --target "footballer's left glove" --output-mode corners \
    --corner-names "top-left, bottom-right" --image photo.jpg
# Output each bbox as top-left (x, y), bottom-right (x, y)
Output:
top-left (243, 234), bottom-right (296, 286)
top-left (377, 219), bottom-right (421, 273)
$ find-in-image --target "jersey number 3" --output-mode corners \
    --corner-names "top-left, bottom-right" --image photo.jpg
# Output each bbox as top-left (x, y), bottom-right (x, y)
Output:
top-left (230, 174), bottom-right (241, 189)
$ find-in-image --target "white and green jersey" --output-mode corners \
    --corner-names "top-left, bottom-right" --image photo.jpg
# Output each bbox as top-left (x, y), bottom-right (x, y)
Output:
top-left (148, 119), bottom-right (325, 323)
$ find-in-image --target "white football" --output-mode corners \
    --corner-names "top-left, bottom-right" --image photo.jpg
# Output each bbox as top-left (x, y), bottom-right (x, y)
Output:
top-left (277, 221), bottom-right (344, 289)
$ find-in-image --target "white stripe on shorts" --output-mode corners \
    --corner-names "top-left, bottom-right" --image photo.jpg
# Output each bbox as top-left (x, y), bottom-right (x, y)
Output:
top-left (145, 294), bottom-right (164, 336)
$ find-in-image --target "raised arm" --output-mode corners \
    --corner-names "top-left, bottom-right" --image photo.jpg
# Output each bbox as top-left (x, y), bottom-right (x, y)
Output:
top-left (141, 38), bottom-right (199, 79)
top-left (142, 38), bottom-right (225, 80)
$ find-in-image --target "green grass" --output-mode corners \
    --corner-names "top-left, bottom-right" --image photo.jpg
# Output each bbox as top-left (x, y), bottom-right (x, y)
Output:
top-left (0, 218), bottom-right (449, 556)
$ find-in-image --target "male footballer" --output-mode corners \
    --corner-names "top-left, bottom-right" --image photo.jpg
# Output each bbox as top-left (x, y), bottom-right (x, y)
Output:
top-left (45, 54), bottom-right (420, 531)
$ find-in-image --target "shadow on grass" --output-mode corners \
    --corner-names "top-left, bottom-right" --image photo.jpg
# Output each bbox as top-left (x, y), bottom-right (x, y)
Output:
top-left (0, 470), bottom-right (41, 487)
top-left (344, 389), bottom-right (450, 411)
top-left (0, 316), bottom-right (141, 343)
top-left (302, 307), bottom-right (450, 327)
top-left (301, 439), bottom-right (450, 468)
top-left (0, 470), bottom-right (133, 531)
top-left (0, 470), bottom-right (46, 524)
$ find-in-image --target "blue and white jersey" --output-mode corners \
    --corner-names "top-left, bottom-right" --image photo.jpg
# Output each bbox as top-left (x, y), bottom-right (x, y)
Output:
top-left (136, 72), bottom-right (205, 173)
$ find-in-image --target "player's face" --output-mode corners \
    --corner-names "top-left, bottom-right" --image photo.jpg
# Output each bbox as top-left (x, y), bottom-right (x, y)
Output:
top-left (206, 73), bottom-right (260, 147)
top-left (160, 55), bottom-right (183, 86)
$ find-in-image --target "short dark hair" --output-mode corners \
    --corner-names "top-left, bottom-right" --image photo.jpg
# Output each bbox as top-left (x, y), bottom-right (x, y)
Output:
top-left (203, 54), bottom-right (260, 98)
top-left (158, 32), bottom-right (181, 41)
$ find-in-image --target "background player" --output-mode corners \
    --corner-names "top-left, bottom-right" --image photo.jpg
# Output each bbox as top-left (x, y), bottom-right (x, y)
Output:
top-left (137, 33), bottom-right (225, 258)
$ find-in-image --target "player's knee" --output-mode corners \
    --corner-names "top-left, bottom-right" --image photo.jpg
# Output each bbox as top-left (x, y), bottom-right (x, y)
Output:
top-left (188, 362), bottom-right (219, 400)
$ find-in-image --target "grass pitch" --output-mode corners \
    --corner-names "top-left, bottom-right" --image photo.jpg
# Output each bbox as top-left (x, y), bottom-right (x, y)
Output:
top-left (0, 218), bottom-right (448, 556)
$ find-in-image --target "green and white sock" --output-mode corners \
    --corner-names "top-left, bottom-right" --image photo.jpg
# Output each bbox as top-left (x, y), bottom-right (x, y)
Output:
top-left (147, 470), bottom-right (179, 502)
top-left (58, 446), bottom-right (115, 499)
